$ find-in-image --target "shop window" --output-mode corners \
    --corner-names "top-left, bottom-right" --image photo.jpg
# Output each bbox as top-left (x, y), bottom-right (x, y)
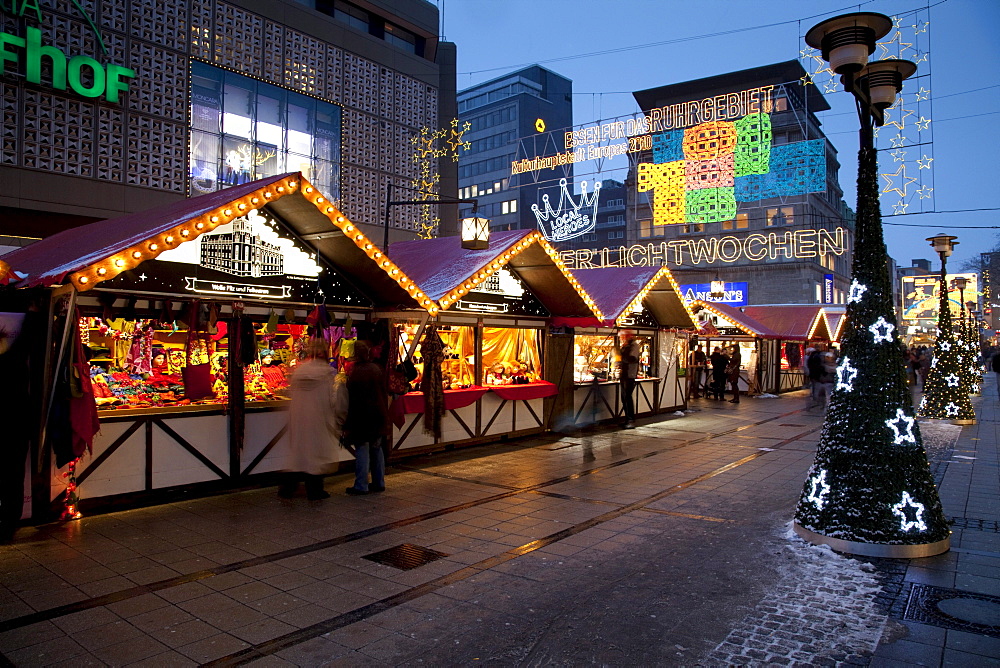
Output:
top-left (482, 327), bottom-right (541, 385)
top-left (399, 324), bottom-right (476, 389)
top-left (573, 333), bottom-right (652, 383)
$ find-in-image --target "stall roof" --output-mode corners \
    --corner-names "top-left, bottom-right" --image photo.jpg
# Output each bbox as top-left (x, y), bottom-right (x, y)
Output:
top-left (388, 230), bottom-right (602, 318)
top-left (569, 267), bottom-right (696, 328)
top-left (824, 306), bottom-right (847, 341)
top-left (741, 305), bottom-right (831, 341)
top-left (690, 300), bottom-right (780, 338)
top-left (0, 173), bottom-right (434, 312)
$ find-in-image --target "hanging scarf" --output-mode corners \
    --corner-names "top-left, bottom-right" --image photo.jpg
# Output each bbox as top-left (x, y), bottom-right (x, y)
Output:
top-left (420, 325), bottom-right (445, 439)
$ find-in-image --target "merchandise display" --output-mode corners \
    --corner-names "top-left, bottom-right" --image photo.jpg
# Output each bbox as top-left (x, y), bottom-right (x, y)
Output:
top-left (481, 327), bottom-right (541, 386)
top-left (573, 333), bottom-right (651, 383)
top-left (399, 324), bottom-right (475, 389)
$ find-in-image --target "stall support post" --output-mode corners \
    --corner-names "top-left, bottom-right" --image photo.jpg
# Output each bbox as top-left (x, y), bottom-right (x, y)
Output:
top-left (474, 319), bottom-right (483, 435)
top-left (228, 315), bottom-right (245, 480)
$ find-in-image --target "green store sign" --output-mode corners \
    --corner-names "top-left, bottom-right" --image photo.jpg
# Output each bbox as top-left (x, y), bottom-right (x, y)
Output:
top-left (0, 0), bottom-right (135, 103)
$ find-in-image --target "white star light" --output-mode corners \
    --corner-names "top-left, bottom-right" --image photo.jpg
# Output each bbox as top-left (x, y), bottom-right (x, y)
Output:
top-left (917, 185), bottom-right (934, 199)
top-left (945, 373), bottom-right (960, 388)
top-left (917, 155), bottom-right (934, 170)
top-left (847, 280), bottom-right (868, 304)
top-left (892, 491), bottom-right (927, 532)
top-left (945, 402), bottom-right (959, 417)
top-left (806, 469), bottom-right (831, 510)
top-left (931, 356), bottom-right (938, 368)
top-left (939, 341), bottom-right (951, 352)
top-left (915, 116), bottom-right (932, 131)
top-left (836, 356), bottom-right (858, 392)
top-left (892, 201), bottom-right (910, 215)
top-left (890, 149), bottom-right (907, 163)
top-left (885, 408), bottom-right (917, 445)
top-left (869, 317), bottom-right (895, 344)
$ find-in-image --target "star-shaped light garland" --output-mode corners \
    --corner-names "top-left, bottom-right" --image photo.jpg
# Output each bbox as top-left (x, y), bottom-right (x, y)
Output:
top-left (885, 408), bottom-right (917, 445)
top-left (944, 402), bottom-right (959, 417)
top-left (892, 491), bottom-right (927, 532)
top-left (835, 356), bottom-right (858, 392)
top-left (869, 317), bottom-right (895, 344)
top-left (944, 373), bottom-right (960, 388)
top-left (806, 469), bottom-right (831, 510)
top-left (847, 280), bottom-right (867, 304)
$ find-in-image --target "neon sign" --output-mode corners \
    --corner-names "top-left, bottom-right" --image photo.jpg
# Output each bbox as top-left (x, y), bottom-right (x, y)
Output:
top-left (559, 227), bottom-right (848, 269)
top-left (531, 178), bottom-right (601, 242)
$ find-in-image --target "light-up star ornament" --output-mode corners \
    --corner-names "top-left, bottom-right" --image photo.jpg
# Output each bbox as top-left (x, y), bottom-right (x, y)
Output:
top-left (835, 356), bottom-right (858, 392)
top-left (847, 280), bottom-right (867, 304)
top-left (944, 373), bottom-right (960, 388)
top-left (869, 317), bottom-right (895, 344)
top-left (885, 408), bottom-right (916, 445)
top-left (939, 341), bottom-right (951, 352)
top-left (944, 402), bottom-right (960, 418)
top-left (892, 491), bottom-right (927, 532)
top-left (806, 469), bottom-right (831, 510)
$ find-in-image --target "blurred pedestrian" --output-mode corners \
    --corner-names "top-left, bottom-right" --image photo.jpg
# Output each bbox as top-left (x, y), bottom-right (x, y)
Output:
top-left (807, 346), bottom-right (824, 405)
top-left (991, 349), bottom-right (1000, 398)
top-left (279, 338), bottom-right (346, 500)
top-left (689, 343), bottom-right (706, 399)
top-left (726, 345), bottom-right (742, 403)
top-left (344, 340), bottom-right (391, 494)
top-left (815, 351), bottom-right (837, 409)
top-left (709, 346), bottom-right (729, 400)
top-left (618, 329), bottom-right (640, 429)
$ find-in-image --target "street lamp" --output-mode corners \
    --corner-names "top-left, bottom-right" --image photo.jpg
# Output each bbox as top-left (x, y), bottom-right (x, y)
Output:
top-left (793, 14), bottom-right (950, 557)
top-left (709, 273), bottom-right (725, 300)
top-left (460, 216), bottom-right (491, 250)
top-left (383, 183), bottom-right (483, 253)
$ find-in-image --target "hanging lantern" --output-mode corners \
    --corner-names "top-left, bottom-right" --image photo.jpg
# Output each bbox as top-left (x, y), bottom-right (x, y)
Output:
top-left (461, 217), bottom-right (490, 250)
top-left (710, 276), bottom-right (725, 300)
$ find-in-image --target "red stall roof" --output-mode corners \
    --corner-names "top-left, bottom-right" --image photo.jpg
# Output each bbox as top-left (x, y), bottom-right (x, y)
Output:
top-left (0, 173), bottom-right (433, 311)
top-left (741, 305), bottom-right (831, 341)
top-left (824, 306), bottom-right (847, 341)
top-left (566, 266), bottom-right (696, 328)
top-left (690, 301), bottom-right (780, 338)
top-left (389, 230), bottom-right (602, 318)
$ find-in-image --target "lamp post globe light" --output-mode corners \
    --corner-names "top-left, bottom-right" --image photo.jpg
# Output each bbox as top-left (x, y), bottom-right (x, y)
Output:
top-left (793, 13), bottom-right (950, 557)
top-left (919, 234), bottom-right (977, 424)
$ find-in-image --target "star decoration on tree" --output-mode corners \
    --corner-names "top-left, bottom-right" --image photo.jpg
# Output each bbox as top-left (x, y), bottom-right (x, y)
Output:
top-left (835, 356), bottom-right (858, 392)
top-left (944, 402), bottom-right (959, 417)
top-left (806, 469), bottom-right (831, 510)
top-left (869, 317), bottom-right (895, 344)
top-left (945, 373), bottom-right (960, 388)
top-left (847, 280), bottom-right (868, 304)
top-left (939, 341), bottom-right (951, 351)
top-left (885, 408), bottom-right (917, 445)
top-left (881, 164), bottom-right (918, 198)
top-left (931, 356), bottom-right (938, 368)
top-left (892, 491), bottom-right (927, 532)
top-left (917, 155), bottom-right (934, 169)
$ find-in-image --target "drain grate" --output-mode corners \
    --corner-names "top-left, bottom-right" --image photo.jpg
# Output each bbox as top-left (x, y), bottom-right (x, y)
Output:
top-left (948, 517), bottom-right (1000, 533)
top-left (362, 543), bottom-right (449, 570)
top-left (903, 584), bottom-right (1000, 638)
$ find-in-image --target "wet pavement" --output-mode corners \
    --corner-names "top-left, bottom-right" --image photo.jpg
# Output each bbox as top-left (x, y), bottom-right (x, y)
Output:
top-left (0, 384), bottom-right (998, 666)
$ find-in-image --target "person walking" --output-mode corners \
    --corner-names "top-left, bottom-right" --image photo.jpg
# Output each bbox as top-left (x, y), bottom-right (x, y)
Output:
top-left (991, 349), bottom-right (1000, 398)
top-left (279, 338), bottom-right (346, 500)
top-left (815, 351), bottom-right (837, 409)
top-left (689, 344), bottom-right (707, 399)
top-left (726, 344), bottom-right (742, 403)
top-left (344, 340), bottom-right (391, 495)
top-left (806, 346), bottom-right (824, 405)
top-left (709, 346), bottom-right (729, 400)
top-left (619, 329), bottom-right (640, 429)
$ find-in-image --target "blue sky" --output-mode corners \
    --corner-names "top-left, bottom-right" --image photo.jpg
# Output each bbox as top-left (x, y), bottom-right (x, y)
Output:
top-left (439, 0), bottom-right (1000, 271)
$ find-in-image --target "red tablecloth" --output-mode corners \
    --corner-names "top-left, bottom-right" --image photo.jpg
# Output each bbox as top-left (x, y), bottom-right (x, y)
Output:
top-left (390, 386), bottom-right (489, 427)
top-left (488, 380), bottom-right (559, 401)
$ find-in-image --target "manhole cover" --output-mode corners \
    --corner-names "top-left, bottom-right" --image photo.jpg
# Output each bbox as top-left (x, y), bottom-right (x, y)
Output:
top-left (363, 543), bottom-right (449, 570)
top-left (903, 584), bottom-right (1000, 638)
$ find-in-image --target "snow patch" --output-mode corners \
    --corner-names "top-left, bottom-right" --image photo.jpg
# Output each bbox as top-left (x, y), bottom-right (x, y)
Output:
top-left (753, 393), bottom-right (779, 399)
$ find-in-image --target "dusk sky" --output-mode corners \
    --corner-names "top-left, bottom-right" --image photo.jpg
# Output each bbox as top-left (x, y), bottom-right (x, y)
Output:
top-left (439, 0), bottom-right (999, 271)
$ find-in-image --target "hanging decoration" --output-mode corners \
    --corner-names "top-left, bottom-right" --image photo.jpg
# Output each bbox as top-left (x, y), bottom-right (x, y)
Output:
top-left (868, 316), bottom-right (895, 344)
top-left (884, 408), bottom-right (916, 445)
top-left (409, 119), bottom-right (471, 239)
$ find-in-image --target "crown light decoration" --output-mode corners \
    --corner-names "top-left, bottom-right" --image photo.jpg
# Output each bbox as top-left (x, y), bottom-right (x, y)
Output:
top-left (800, 9), bottom-right (933, 215)
top-left (531, 178), bottom-right (601, 242)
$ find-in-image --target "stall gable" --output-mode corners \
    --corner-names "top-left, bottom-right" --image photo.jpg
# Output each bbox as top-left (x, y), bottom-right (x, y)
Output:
top-left (691, 300), bottom-right (777, 338)
top-left (574, 266), bottom-right (696, 329)
top-left (0, 173), bottom-right (436, 314)
top-left (741, 305), bottom-right (831, 341)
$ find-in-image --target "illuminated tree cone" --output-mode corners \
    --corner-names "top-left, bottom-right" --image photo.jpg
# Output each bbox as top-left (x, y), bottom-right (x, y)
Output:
top-left (960, 316), bottom-right (981, 395)
top-left (795, 147), bottom-right (949, 547)
top-left (918, 284), bottom-right (976, 421)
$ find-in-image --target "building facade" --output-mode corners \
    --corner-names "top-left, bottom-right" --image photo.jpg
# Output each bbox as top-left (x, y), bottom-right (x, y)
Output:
top-left (625, 60), bottom-right (854, 305)
top-left (0, 0), bottom-right (454, 242)
top-left (457, 65), bottom-right (572, 234)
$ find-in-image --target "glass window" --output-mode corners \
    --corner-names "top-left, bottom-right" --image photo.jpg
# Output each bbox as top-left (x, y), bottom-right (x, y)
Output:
top-left (399, 324), bottom-right (477, 390)
top-left (287, 100), bottom-right (312, 156)
top-left (255, 83), bottom-right (285, 150)
top-left (190, 130), bottom-right (221, 193)
top-left (222, 76), bottom-right (254, 139)
top-left (639, 219), bottom-right (652, 238)
top-left (482, 327), bottom-right (541, 385)
top-left (766, 207), bottom-right (793, 226)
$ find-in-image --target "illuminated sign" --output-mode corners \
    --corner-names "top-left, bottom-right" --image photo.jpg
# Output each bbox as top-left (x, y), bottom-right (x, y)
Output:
top-left (681, 282), bottom-right (748, 307)
top-left (535, 118), bottom-right (546, 133)
top-left (901, 273), bottom-right (979, 321)
top-left (824, 274), bottom-right (834, 303)
top-left (0, 1), bottom-right (135, 103)
top-left (559, 227), bottom-right (848, 269)
top-left (532, 178), bottom-right (600, 242)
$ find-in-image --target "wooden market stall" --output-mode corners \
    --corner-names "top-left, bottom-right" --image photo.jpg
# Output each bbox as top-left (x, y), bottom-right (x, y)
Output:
top-left (690, 300), bottom-right (779, 396)
top-left (548, 266), bottom-right (696, 427)
top-left (741, 305), bottom-right (833, 392)
top-left (0, 172), bottom-right (434, 518)
top-left (824, 305), bottom-right (847, 344)
top-left (381, 229), bottom-right (601, 454)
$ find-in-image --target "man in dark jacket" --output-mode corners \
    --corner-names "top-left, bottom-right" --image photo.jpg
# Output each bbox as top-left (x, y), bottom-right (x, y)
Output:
top-left (344, 340), bottom-right (390, 495)
top-left (619, 330), bottom-right (640, 429)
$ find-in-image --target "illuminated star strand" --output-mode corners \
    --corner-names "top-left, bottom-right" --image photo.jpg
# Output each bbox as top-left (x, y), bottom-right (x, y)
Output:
top-left (806, 469), bottom-right (831, 510)
top-left (835, 356), bottom-right (858, 392)
top-left (869, 317), bottom-right (895, 344)
top-left (847, 280), bottom-right (867, 304)
top-left (885, 408), bottom-right (917, 445)
top-left (892, 491), bottom-right (927, 532)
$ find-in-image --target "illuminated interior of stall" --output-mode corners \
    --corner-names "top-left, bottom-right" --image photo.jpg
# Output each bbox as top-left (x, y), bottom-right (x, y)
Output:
top-left (781, 341), bottom-right (804, 370)
top-left (399, 323), bottom-right (476, 390)
top-left (481, 327), bottom-right (541, 385)
top-left (573, 333), bottom-right (653, 384)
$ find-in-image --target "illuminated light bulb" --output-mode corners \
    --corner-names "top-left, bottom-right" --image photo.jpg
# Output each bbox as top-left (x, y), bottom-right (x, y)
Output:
top-left (114, 258), bottom-right (125, 268)
top-left (132, 251), bottom-right (142, 259)
top-left (316, 196), bottom-right (324, 203)
top-left (264, 192), bottom-right (272, 199)
top-left (326, 207), bottom-right (334, 213)
top-left (195, 222), bottom-right (205, 230)
top-left (149, 243), bottom-right (158, 251)
top-left (422, 299), bottom-right (430, 305)
top-left (305, 187), bottom-right (314, 194)
top-left (97, 267), bottom-right (107, 276)
top-left (237, 203), bottom-right (246, 210)
top-left (355, 234), bottom-right (364, 241)
top-left (251, 197), bottom-right (259, 204)
top-left (381, 261), bottom-right (390, 267)
top-left (180, 229), bottom-right (190, 237)
top-left (288, 181), bottom-right (297, 188)
top-left (337, 217), bottom-right (345, 223)
top-left (464, 283), bottom-right (472, 290)
top-left (391, 269), bottom-right (399, 275)
top-left (345, 225), bottom-right (354, 232)
top-left (165, 236), bottom-right (174, 244)
top-left (364, 244), bottom-right (372, 251)
top-left (223, 209), bottom-right (232, 216)
top-left (78, 276), bottom-right (89, 284)
top-left (277, 186), bottom-right (285, 193)
top-left (373, 252), bottom-right (382, 259)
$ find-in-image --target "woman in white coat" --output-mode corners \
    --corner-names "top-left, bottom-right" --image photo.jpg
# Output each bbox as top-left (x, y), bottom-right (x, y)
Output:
top-left (278, 338), bottom-right (348, 500)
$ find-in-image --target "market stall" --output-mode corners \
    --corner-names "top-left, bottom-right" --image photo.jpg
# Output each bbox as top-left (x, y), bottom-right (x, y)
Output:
top-left (381, 229), bottom-right (602, 453)
top-left (0, 172), bottom-right (432, 517)
top-left (550, 266), bottom-right (695, 427)
top-left (824, 306), bottom-right (847, 344)
top-left (741, 305), bottom-right (832, 392)
top-left (689, 300), bottom-right (780, 396)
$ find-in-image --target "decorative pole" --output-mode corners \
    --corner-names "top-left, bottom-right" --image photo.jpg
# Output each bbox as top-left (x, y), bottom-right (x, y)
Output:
top-left (793, 13), bottom-right (949, 557)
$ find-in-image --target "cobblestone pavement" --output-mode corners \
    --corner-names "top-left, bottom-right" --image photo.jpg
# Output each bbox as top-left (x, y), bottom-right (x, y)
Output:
top-left (1, 386), bottom-right (997, 666)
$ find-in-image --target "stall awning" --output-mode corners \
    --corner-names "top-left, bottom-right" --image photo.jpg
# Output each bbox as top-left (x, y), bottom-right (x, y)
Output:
top-left (0, 173), bottom-right (434, 312)
top-left (690, 300), bottom-right (780, 339)
top-left (824, 306), bottom-right (847, 341)
top-left (565, 266), bottom-right (696, 329)
top-left (388, 230), bottom-right (602, 318)
top-left (741, 305), bottom-right (832, 341)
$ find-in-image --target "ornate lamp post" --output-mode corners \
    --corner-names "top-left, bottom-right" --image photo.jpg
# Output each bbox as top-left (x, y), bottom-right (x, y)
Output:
top-left (793, 13), bottom-right (949, 557)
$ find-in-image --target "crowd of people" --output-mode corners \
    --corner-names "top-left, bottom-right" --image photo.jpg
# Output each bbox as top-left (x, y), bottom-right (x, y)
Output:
top-left (687, 344), bottom-right (743, 404)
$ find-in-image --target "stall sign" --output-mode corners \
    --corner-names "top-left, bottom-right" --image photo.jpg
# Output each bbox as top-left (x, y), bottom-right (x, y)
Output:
top-left (823, 274), bottom-right (834, 303)
top-left (458, 268), bottom-right (549, 317)
top-left (0, 2), bottom-right (136, 103)
top-left (715, 327), bottom-right (745, 336)
top-left (680, 282), bottom-right (748, 307)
